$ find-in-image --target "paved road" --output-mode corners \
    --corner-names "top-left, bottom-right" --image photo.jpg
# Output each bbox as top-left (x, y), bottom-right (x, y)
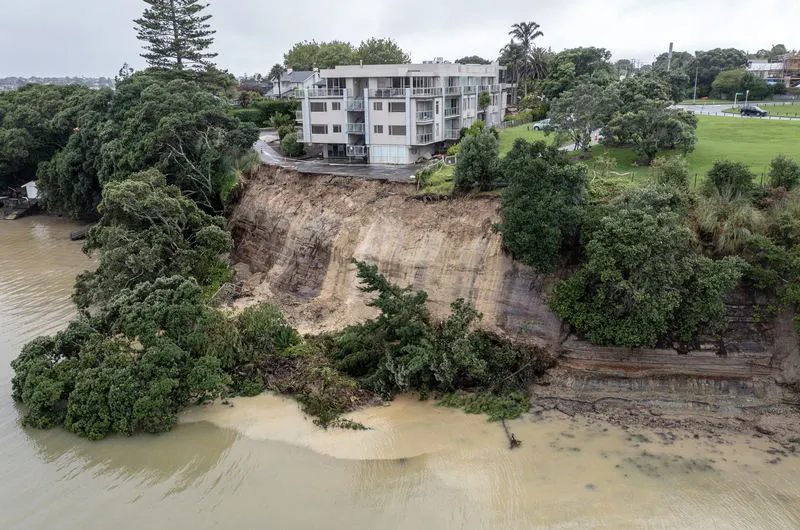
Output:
top-left (255, 131), bottom-right (417, 184)
top-left (673, 102), bottom-right (800, 121)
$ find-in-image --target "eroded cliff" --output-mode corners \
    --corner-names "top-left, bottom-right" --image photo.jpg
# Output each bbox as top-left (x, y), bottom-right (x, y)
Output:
top-left (228, 165), bottom-right (800, 402)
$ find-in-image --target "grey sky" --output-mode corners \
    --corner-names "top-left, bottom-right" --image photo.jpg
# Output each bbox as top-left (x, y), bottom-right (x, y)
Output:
top-left (1, 0), bottom-right (795, 77)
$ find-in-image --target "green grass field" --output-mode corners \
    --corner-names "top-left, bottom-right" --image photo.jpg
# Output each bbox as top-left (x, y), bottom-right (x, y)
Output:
top-left (581, 115), bottom-right (800, 186)
top-left (497, 124), bottom-right (552, 156)
top-left (722, 103), bottom-right (800, 118)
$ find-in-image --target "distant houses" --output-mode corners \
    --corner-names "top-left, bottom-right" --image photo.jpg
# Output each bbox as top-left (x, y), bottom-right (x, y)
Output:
top-left (747, 53), bottom-right (800, 88)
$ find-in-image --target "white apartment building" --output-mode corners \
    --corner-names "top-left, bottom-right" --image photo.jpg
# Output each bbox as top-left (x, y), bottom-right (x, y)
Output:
top-left (294, 63), bottom-right (513, 164)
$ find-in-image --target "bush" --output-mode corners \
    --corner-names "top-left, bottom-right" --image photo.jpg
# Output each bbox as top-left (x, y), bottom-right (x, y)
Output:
top-left (281, 132), bottom-right (304, 157)
top-left (651, 156), bottom-right (690, 190)
top-left (453, 128), bottom-right (499, 192)
top-left (277, 124), bottom-right (294, 141)
top-left (703, 160), bottom-right (755, 197)
top-left (229, 108), bottom-right (262, 124)
top-left (695, 191), bottom-right (767, 256)
top-left (252, 99), bottom-right (300, 126)
top-left (446, 143), bottom-right (461, 156)
top-left (768, 155), bottom-right (800, 190)
top-left (270, 112), bottom-right (294, 128)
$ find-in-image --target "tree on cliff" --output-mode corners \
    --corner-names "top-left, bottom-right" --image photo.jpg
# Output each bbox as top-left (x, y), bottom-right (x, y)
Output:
top-left (135, 0), bottom-right (218, 71)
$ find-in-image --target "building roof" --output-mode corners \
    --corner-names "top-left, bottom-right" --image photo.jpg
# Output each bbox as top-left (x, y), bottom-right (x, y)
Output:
top-left (320, 63), bottom-right (503, 78)
top-left (281, 70), bottom-right (316, 83)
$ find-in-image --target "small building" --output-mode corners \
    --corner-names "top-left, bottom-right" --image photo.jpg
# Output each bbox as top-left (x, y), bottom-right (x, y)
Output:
top-left (747, 60), bottom-right (785, 85)
top-left (294, 62), bottom-right (513, 165)
top-left (270, 69), bottom-right (321, 99)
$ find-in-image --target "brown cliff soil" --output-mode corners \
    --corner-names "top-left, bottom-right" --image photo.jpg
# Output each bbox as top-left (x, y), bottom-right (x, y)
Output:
top-left (227, 165), bottom-right (800, 430)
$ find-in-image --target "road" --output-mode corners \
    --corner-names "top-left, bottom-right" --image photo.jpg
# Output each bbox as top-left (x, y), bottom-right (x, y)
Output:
top-left (672, 101), bottom-right (800, 121)
top-left (255, 131), bottom-right (417, 184)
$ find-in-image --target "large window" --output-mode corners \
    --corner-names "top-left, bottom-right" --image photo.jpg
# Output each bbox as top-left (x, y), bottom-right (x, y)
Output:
top-left (389, 102), bottom-right (406, 113)
top-left (332, 125), bottom-right (342, 133)
top-left (373, 125), bottom-right (383, 134)
top-left (388, 125), bottom-right (406, 136)
top-left (310, 102), bottom-right (327, 112)
top-left (331, 102), bottom-right (341, 111)
top-left (311, 124), bottom-right (328, 134)
top-left (373, 102), bottom-right (383, 111)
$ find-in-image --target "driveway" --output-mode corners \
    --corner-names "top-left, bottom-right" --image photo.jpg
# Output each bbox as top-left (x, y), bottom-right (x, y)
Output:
top-left (255, 131), bottom-right (417, 184)
top-left (672, 102), bottom-right (800, 121)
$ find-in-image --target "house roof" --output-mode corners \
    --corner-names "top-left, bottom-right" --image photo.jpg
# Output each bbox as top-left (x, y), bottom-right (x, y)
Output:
top-left (281, 70), bottom-right (316, 83)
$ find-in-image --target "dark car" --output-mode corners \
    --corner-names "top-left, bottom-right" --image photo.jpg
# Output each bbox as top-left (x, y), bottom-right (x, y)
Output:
top-left (740, 105), bottom-right (768, 117)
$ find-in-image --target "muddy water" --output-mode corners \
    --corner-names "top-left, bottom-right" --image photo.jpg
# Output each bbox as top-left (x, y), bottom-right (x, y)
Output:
top-left (2, 217), bottom-right (800, 529)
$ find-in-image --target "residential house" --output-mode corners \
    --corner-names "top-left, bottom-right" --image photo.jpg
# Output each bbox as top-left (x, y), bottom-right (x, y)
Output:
top-left (270, 69), bottom-right (320, 99)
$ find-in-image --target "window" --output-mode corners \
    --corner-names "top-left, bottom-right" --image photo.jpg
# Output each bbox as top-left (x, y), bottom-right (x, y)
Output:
top-left (389, 102), bottom-right (406, 113)
top-left (388, 125), bottom-right (406, 136)
top-left (435, 101), bottom-right (440, 114)
top-left (331, 102), bottom-right (341, 111)
top-left (311, 124), bottom-right (328, 134)
top-left (373, 102), bottom-right (383, 111)
top-left (332, 125), bottom-right (342, 133)
top-left (310, 102), bottom-right (327, 112)
top-left (373, 125), bottom-right (384, 134)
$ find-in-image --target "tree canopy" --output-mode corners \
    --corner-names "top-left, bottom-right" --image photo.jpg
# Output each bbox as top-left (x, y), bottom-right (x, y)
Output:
top-left (135, 0), bottom-right (218, 71)
top-left (283, 38), bottom-right (410, 70)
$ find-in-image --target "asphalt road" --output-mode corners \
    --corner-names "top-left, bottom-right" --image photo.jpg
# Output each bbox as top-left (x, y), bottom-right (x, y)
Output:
top-left (255, 131), bottom-right (418, 184)
top-left (673, 102), bottom-right (800, 121)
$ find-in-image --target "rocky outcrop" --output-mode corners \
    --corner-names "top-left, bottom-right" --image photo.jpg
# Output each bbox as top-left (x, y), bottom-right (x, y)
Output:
top-left (228, 165), bottom-right (800, 401)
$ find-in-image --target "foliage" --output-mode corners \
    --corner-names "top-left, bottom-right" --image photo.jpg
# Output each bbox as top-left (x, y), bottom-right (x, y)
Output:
top-left (768, 155), bottom-right (800, 190)
top-left (228, 107), bottom-right (262, 124)
top-left (695, 190), bottom-right (767, 256)
top-left (438, 392), bottom-right (529, 422)
top-left (551, 185), bottom-right (745, 347)
top-left (251, 99), bottom-right (300, 126)
top-left (455, 56), bottom-right (491, 65)
top-left (280, 132), bottom-right (304, 157)
top-left (283, 38), bottom-right (410, 70)
top-left (651, 155), bottom-right (691, 189)
top-left (356, 38), bottom-right (410, 64)
top-left (497, 139), bottom-right (587, 273)
top-left (276, 124), bottom-right (295, 142)
top-left (73, 169), bottom-right (232, 310)
top-left (134, 0), bottom-right (218, 71)
top-left (703, 160), bottom-right (755, 197)
top-left (694, 48), bottom-right (749, 97)
top-left (269, 112), bottom-right (294, 128)
top-left (478, 91), bottom-right (491, 111)
top-left (453, 128), bottom-right (499, 192)
top-left (549, 81), bottom-right (616, 151)
top-left (608, 102), bottom-right (698, 163)
top-left (711, 69), bottom-right (773, 100)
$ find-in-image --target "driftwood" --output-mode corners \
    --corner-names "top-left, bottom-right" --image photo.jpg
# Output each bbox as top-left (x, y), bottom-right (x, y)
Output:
top-left (70, 225), bottom-right (94, 241)
top-left (501, 419), bottom-right (522, 449)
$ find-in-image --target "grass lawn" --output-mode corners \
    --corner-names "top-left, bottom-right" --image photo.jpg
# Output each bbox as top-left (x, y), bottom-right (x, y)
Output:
top-left (421, 165), bottom-right (455, 194)
top-left (497, 125), bottom-right (557, 156)
top-left (580, 115), bottom-right (800, 186)
top-left (721, 103), bottom-right (800, 118)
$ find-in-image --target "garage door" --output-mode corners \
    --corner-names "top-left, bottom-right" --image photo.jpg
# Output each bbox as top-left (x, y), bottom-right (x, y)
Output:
top-left (370, 145), bottom-right (408, 165)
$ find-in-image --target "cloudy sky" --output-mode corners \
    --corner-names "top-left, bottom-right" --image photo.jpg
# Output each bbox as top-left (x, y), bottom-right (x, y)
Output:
top-left (1, 0), bottom-right (795, 77)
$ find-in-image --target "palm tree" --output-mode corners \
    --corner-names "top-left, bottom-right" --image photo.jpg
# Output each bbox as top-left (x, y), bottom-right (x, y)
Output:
top-left (509, 21), bottom-right (543, 55)
top-left (527, 46), bottom-right (551, 80)
top-left (499, 40), bottom-right (525, 102)
top-left (268, 63), bottom-right (286, 99)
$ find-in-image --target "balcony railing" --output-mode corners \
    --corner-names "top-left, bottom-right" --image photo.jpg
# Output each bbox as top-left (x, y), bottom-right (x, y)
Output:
top-left (346, 99), bottom-right (364, 112)
top-left (444, 86), bottom-right (461, 96)
top-left (304, 87), bottom-right (344, 98)
top-left (490, 84), bottom-right (502, 92)
top-left (346, 123), bottom-right (365, 134)
top-left (416, 110), bottom-right (434, 122)
top-left (415, 133), bottom-right (434, 144)
top-left (347, 145), bottom-right (367, 157)
top-left (463, 108), bottom-right (475, 118)
top-left (444, 107), bottom-right (460, 117)
top-left (463, 86), bottom-right (476, 94)
top-left (295, 110), bottom-right (303, 122)
top-left (411, 87), bottom-right (442, 97)
top-left (369, 88), bottom-right (407, 98)
top-left (444, 129), bottom-right (460, 140)
top-left (478, 85), bottom-right (491, 94)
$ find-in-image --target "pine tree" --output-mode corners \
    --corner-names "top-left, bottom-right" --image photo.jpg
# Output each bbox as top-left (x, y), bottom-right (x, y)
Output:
top-left (134, 0), bottom-right (218, 71)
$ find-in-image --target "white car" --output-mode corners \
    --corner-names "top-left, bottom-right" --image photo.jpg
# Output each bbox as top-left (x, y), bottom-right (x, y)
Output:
top-left (531, 119), bottom-right (551, 131)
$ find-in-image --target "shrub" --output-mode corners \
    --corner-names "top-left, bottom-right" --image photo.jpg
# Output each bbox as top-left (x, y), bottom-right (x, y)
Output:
top-left (252, 99), bottom-right (300, 126)
top-left (229, 108), bottom-right (262, 124)
top-left (453, 128), bottom-right (499, 192)
top-left (695, 191), bottom-right (767, 256)
top-left (281, 132), bottom-right (304, 157)
top-left (276, 124), bottom-right (294, 141)
top-left (768, 155), bottom-right (800, 190)
top-left (703, 160), bottom-right (755, 197)
top-left (269, 112), bottom-right (294, 128)
top-left (652, 155), bottom-right (690, 190)
top-left (446, 143), bottom-right (461, 156)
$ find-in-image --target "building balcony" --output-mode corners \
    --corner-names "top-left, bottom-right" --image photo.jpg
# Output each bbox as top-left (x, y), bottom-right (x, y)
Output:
top-left (416, 110), bottom-right (434, 122)
top-left (490, 84), bottom-right (502, 92)
top-left (304, 88), bottom-right (344, 98)
top-left (411, 87), bottom-right (442, 97)
top-left (463, 108), bottom-right (476, 118)
top-left (295, 110), bottom-right (303, 122)
top-left (415, 133), bottom-right (434, 144)
top-left (463, 86), bottom-right (476, 95)
top-left (369, 88), bottom-right (407, 98)
top-left (478, 85), bottom-right (491, 93)
top-left (444, 107), bottom-right (460, 117)
top-left (347, 145), bottom-right (367, 157)
top-left (444, 86), bottom-right (461, 96)
top-left (346, 99), bottom-right (364, 112)
top-left (444, 129), bottom-right (460, 140)
top-left (346, 123), bottom-right (365, 134)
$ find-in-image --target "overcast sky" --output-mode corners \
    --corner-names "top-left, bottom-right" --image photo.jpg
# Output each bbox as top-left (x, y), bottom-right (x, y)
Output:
top-left (1, 0), bottom-right (796, 77)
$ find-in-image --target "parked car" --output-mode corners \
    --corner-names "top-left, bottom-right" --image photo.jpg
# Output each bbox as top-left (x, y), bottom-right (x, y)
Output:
top-left (531, 118), bottom-right (552, 131)
top-left (740, 105), bottom-right (768, 117)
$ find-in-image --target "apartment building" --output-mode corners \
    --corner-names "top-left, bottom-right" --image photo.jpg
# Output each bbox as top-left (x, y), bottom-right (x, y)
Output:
top-left (294, 63), bottom-right (512, 164)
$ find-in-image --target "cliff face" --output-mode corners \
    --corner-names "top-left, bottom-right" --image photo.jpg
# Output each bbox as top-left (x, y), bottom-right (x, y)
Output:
top-left (228, 166), bottom-right (800, 399)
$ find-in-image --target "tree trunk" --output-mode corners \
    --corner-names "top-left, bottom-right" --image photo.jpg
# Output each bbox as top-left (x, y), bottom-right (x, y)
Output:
top-left (169, 0), bottom-right (182, 70)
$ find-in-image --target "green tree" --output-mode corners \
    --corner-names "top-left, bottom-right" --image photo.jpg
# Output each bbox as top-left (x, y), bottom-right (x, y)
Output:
top-left (356, 38), bottom-right (410, 64)
top-left (478, 91), bottom-right (491, 112)
top-left (497, 140), bottom-right (588, 273)
top-left (454, 128), bottom-right (499, 192)
top-left (549, 81), bottom-right (617, 151)
top-left (317, 41), bottom-right (357, 67)
top-left (608, 102), bottom-right (698, 163)
top-left (711, 69), bottom-right (771, 100)
top-left (651, 155), bottom-right (691, 189)
top-left (455, 55), bottom-right (491, 65)
top-left (134, 0), bottom-right (218, 71)
top-left (768, 155), bottom-right (800, 190)
top-left (551, 185), bottom-right (745, 347)
top-left (693, 48), bottom-right (748, 97)
top-left (73, 169), bottom-right (233, 311)
top-left (281, 131), bottom-right (304, 157)
top-left (283, 41), bottom-right (321, 70)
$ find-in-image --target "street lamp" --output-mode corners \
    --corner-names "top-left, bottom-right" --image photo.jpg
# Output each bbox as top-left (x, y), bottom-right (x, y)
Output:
top-left (744, 89), bottom-right (750, 107)
top-left (733, 92), bottom-right (744, 108)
